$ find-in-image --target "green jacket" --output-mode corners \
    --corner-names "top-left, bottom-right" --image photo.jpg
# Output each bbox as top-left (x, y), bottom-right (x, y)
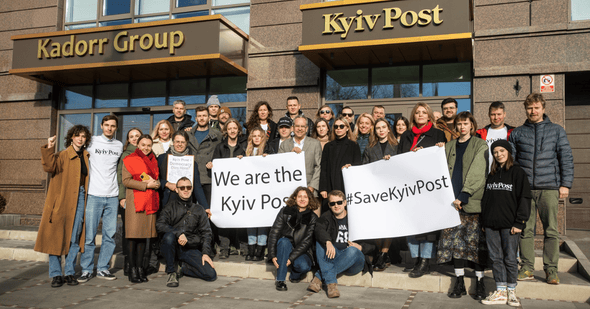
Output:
top-left (117, 144), bottom-right (136, 201)
top-left (445, 137), bottom-right (488, 214)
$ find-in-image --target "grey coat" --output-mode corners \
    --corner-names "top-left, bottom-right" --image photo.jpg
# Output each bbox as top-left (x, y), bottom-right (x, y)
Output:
top-left (362, 142), bottom-right (397, 164)
top-left (187, 125), bottom-right (223, 185)
top-left (508, 115), bottom-right (574, 190)
top-left (278, 137), bottom-right (322, 191)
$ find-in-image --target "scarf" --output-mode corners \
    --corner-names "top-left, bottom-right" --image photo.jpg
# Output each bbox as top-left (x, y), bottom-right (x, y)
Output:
top-left (410, 121), bottom-right (433, 151)
top-left (170, 146), bottom-right (189, 156)
top-left (123, 148), bottom-right (160, 214)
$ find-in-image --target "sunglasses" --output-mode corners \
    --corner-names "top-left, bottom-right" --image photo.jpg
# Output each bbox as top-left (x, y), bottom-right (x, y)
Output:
top-left (342, 113), bottom-right (354, 117)
top-left (334, 124), bottom-right (346, 129)
top-left (328, 200), bottom-right (344, 206)
top-left (320, 110), bottom-right (332, 114)
top-left (178, 186), bottom-right (193, 191)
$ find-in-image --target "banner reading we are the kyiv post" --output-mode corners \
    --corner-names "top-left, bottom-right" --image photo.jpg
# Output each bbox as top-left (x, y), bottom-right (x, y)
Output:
top-left (342, 146), bottom-right (460, 241)
top-left (210, 152), bottom-right (306, 228)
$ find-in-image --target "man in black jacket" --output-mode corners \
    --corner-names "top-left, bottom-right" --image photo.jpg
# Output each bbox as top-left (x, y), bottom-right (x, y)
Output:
top-left (308, 190), bottom-right (373, 298)
top-left (156, 177), bottom-right (216, 287)
top-left (509, 93), bottom-right (574, 285)
top-left (167, 100), bottom-right (195, 132)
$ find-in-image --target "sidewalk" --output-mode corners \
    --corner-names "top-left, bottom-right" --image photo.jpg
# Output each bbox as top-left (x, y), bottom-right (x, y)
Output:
top-left (0, 259), bottom-right (588, 309)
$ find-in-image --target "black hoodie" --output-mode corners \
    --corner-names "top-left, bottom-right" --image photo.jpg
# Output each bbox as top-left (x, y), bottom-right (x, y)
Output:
top-left (481, 163), bottom-right (532, 230)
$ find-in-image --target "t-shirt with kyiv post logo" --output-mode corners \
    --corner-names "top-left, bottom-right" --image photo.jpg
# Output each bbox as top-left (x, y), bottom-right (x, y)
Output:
top-left (87, 134), bottom-right (123, 197)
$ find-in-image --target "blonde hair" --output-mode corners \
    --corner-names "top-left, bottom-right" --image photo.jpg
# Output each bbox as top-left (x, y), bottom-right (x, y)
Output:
top-left (354, 113), bottom-right (375, 140)
top-left (368, 118), bottom-right (398, 148)
top-left (330, 116), bottom-right (356, 141)
top-left (245, 126), bottom-right (268, 156)
top-left (151, 120), bottom-right (175, 140)
top-left (409, 102), bottom-right (435, 128)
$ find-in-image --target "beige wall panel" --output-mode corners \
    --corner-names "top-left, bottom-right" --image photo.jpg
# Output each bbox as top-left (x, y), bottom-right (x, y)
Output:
top-left (0, 0), bottom-right (57, 13)
top-left (0, 50), bottom-right (12, 73)
top-left (0, 139), bottom-right (46, 160)
top-left (474, 2), bottom-right (529, 32)
top-left (473, 76), bottom-right (531, 103)
top-left (0, 119), bottom-right (51, 139)
top-left (1, 191), bottom-right (46, 215)
top-left (0, 160), bottom-right (46, 180)
top-left (250, 0), bottom-right (302, 28)
top-left (0, 75), bottom-right (52, 102)
top-left (0, 101), bottom-right (53, 120)
top-left (0, 7), bottom-right (57, 32)
top-left (531, 0), bottom-right (568, 26)
top-left (249, 23), bottom-right (302, 52)
top-left (248, 53), bottom-right (320, 89)
top-left (0, 27), bottom-right (57, 50)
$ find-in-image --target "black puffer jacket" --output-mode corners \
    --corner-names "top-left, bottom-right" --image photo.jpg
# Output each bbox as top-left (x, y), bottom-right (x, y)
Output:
top-left (156, 198), bottom-right (213, 256)
top-left (508, 115), bottom-right (574, 190)
top-left (267, 206), bottom-right (318, 264)
top-left (212, 135), bottom-right (248, 159)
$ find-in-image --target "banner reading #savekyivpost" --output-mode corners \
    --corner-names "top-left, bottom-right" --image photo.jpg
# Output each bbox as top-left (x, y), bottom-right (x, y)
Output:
top-left (342, 146), bottom-right (460, 241)
top-left (210, 152), bottom-right (307, 228)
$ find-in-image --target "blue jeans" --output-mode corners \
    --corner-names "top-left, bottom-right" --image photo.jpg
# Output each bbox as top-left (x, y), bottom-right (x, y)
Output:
top-left (486, 227), bottom-right (519, 288)
top-left (314, 241), bottom-right (365, 284)
top-left (406, 236), bottom-right (434, 259)
top-left (49, 187), bottom-right (86, 278)
top-left (275, 238), bottom-right (312, 281)
top-left (247, 227), bottom-right (269, 246)
top-left (160, 232), bottom-right (217, 281)
top-left (80, 195), bottom-right (118, 273)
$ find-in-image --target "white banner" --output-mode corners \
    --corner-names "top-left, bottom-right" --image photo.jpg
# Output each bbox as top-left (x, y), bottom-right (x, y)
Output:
top-left (167, 155), bottom-right (195, 184)
top-left (210, 152), bottom-right (307, 228)
top-left (342, 146), bottom-right (460, 241)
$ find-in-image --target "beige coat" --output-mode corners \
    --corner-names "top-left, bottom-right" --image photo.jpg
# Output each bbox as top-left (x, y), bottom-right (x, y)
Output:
top-left (34, 145), bottom-right (89, 256)
top-left (122, 165), bottom-right (158, 238)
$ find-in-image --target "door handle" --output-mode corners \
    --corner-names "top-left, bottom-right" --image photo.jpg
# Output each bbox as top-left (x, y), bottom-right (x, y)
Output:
top-left (569, 198), bottom-right (583, 204)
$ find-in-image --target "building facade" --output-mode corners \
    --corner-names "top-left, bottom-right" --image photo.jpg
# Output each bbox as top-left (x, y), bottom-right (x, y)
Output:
top-left (0, 0), bottom-right (588, 229)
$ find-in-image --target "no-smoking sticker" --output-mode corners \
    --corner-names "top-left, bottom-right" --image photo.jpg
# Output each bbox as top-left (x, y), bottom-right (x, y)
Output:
top-left (541, 74), bottom-right (554, 93)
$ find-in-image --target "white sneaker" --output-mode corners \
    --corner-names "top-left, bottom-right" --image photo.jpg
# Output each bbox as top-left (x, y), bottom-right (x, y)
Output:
top-left (481, 289), bottom-right (507, 305)
top-left (507, 289), bottom-right (520, 307)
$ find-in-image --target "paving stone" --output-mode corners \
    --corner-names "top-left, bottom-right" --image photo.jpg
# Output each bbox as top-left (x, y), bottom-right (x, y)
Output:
top-left (79, 288), bottom-right (196, 309)
top-left (303, 285), bottom-right (411, 309)
top-left (0, 283), bottom-right (112, 308)
top-left (520, 298), bottom-right (586, 309)
top-left (209, 277), bottom-right (308, 303)
top-left (181, 296), bottom-right (295, 309)
top-left (134, 273), bottom-right (236, 294)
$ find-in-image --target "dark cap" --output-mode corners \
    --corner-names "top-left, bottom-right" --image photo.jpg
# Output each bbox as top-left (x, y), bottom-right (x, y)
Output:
top-left (277, 116), bottom-right (293, 128)
top-left (491, 139), bottom-right (513, 155)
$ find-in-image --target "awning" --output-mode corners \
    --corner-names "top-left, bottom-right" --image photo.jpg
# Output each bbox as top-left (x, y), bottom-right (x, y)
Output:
top-left (299, 0), bottom-right (472, 69)
top-left (10, 15), bottom-right (248, 86)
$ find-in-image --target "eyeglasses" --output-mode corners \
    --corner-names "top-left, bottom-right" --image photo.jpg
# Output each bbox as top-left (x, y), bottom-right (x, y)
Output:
top-left (328, 200), bottom-right (344, 206)
top-left (334, 124), bottom-right (346, 129)
top-left (178, 186), bottom-right (192, 191)
top-left (320, 110), bottom-right (332, 115)
top-left (342, 113), bottom-right (354, 117)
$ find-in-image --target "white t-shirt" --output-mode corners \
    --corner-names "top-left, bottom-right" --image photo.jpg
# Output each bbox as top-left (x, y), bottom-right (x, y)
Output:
top-left (87, 135), bottom-right (123, 197)
top-left (260, 123), bottom-right (268, 131)
top-left (486, 127), bottom-right (508, 172)
top-left (162, 140), bottom-right (171, 152)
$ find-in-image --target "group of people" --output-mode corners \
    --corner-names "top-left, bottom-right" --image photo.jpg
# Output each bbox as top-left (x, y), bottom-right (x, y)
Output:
top-left (36, 92), bottom-right (573, 306)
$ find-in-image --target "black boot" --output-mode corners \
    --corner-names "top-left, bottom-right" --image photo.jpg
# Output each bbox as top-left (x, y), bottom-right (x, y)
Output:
top-left (448, 276), bottom-right (466, 298)
top-left (129, 267), bottom-right (142, 283)
top-left (409, 258), bottom-right (430, 278)
top-left (138, 267), bottom-right (149, 282)
top-left (404, 257), bottom-right (420, 272)
top-left (474, 277), bottom-right (486, 300)
top-left (373, 252), bottom-right (387, 271)
top-left (124, 256), bottom-right (130, 276)
top-left (252, 245), bottom-right (264, 261)
top-left (245, 245), bottom-right (255, 261)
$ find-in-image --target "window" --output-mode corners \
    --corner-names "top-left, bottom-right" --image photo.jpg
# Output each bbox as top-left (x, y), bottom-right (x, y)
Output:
top-left (325, 69), bottom-right (369, 101)
top-left (59, 114), bottom-right (92, 150)
top-left (64, 0), bottom-right (251, 33)
top-left (572, 0), bottom-right (590, 21)
top-left (372, 66), bottom-right (419, 99)
top-left (210, 76), bottom-right (247, 103)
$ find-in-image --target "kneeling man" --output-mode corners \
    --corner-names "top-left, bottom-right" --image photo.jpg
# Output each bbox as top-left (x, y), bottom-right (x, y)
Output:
top-left (308, 190), bottom-right (374, 298)
top-left (156, 177), bottom-right (217, 287)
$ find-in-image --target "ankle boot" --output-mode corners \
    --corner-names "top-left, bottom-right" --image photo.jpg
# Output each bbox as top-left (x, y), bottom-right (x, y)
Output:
top-left (448, 276), bottom-right (466, 298)
top-left (373, 252), bottom-right (387, 271)
top-left (245, 245), bottom-right (255, 261)
top-left (129, 267), bottom-right (142, 283)
top-left (124, 256), bottom-right (130, 276)
top-left (252, 245), bottom-right (264, 261)
top-left (409, 258), bottom-right (430, 278)
top-left (474, 277), bottom-right (486, 300)
top-left (404, 257), bottom-right (421, 272)
top-left (138, 267), bottom-right (149, 282)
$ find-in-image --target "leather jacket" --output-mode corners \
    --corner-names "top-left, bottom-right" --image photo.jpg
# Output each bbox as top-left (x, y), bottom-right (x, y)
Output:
top-left (268, 206), bottom-right (318, 264)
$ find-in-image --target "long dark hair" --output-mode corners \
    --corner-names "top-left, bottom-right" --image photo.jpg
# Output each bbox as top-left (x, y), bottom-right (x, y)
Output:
top-left (393, 116), bottom-right (409, 138)
top-left (123, 127), bottom-right (143, 151)
top-left (65, 125), bottom-right (91, 148)
top-left (490, 147), bottom-right (514, 175)
top-left (246, 101), bottom-right (273, 133)
top-left (368, 118), bottom-right (398, 148)
top-left (311, 118), bottom-right (331, 139)
top-left (285, 186), bottom-right (319, 211)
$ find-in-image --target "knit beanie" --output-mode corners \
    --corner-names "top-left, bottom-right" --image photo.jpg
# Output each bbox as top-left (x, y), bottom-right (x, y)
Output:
top-left (490, 139), bottom-right (513, 155)
top-left (207, 95), bottom-right (220, 107)
top-left (220, 106), bottom-right (232, 117)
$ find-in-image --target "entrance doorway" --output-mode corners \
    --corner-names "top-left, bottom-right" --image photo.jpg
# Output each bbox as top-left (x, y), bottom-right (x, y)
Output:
top-left (115, 112), bottom-right (175, 141)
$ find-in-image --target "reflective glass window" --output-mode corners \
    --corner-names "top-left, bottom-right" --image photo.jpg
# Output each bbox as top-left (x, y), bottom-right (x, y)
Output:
top-left (572, 0), bottom-right (590, 21)
top-left (210, 76), bottom-right (247, 102)
top-left (135, 15), bottom-right (169, 23)
top-left (93, 112), bottom-right (111, 136)
top-left (177, 0), bottom-right (207, 8)
top-left (422, 63), bottom-right (471, 97)
top-left (153, 113), bottom-right (173, 127)
top-left (62, 86), bottom-right (93, 110)
top-left (65, 0), bottom-right (98, 22)
top-left (104, 0), bottom-right (131, 16)
top-left (59, 114), bottom-right (92, 150)
top-left (229, 107), bottom-right (247, 129)
top-left (173, 10), bottom-right (208, 19)
top-left (135, 0), bottom-right (170, 15)
top-left (212, 6), bottom-right (250, 34)
top-left (372, 66), bottom-right (419, 99)
top-left (212, 0), bottom-right (249, 6)
top-left (118, 114), bottom-right (152, 140)
top-left (169, 79), bottom-right (207, 105)
top-left (325, 69), bottom-right (368, 101)
top-left (455, 98), bottom-right (471, 113)
top-left (65, 23), bottom-right (96, 30)
top-left (100, 19), bottom-right (132, 26)
top-left (131, 81), bottom-right (166, 107)
top-left (96, 83), bottom-right (129, 108)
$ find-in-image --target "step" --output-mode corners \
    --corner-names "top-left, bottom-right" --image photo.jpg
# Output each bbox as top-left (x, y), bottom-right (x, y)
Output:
top-left (0, 226), bottom-right (102, 244)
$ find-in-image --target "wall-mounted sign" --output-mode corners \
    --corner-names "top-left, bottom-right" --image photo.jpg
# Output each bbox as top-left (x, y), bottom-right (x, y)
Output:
top-left (540, 74), bottom-right (555, 93)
